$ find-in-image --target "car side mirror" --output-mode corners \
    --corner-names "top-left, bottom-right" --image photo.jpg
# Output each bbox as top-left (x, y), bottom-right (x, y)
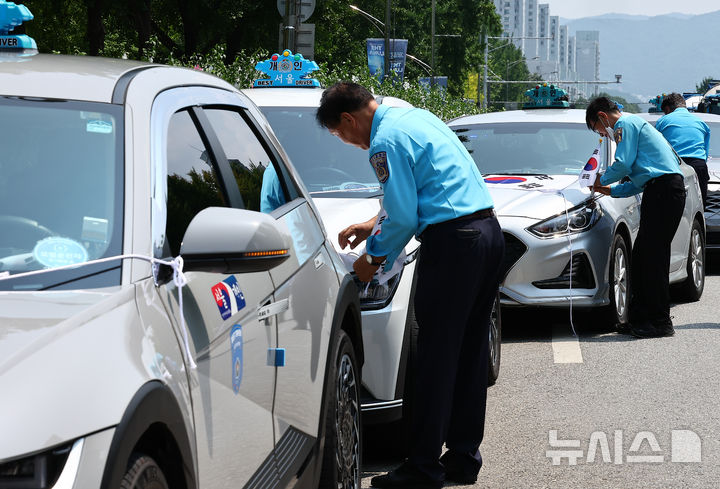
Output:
top-left (180, 207), bottom-right (291, 274)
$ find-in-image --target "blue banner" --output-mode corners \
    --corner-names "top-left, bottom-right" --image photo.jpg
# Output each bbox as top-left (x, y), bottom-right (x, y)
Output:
top-left (366, 38), bottom-right (408, 82)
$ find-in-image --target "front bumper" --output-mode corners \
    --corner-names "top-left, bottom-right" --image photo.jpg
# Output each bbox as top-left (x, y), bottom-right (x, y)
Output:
top-left (705, 183), bottom-right (720, 248)
top-left (499, 215), bottom-right (613, 308)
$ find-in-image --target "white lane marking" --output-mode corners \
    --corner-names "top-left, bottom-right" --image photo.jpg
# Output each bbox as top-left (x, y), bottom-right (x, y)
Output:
top-left (552, 324), bottom-right (584, 363)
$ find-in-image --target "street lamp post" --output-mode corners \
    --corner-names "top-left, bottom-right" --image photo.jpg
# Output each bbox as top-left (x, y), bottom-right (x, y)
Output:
top-left (505, 59), bottom-right (525, 105)
top-left (481, 35), bottom-right (552, 109)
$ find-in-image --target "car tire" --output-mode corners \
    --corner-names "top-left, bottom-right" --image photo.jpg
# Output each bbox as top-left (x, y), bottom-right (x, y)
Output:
top-left (674, 219), bottom-right (705, 302)
top-left (605, 233), bottom-right (631, 325)
top-left (119, 453), bottom-right (169, 489)
top-left (487, 293), bottom-right (502, 387)
top-left (319, 329), bottom-right (361, 489)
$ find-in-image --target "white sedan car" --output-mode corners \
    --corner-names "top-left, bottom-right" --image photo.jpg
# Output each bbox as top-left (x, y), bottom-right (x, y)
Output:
top-left (244, 57), bottom-right (503, 430)
top-left (448, 106), bottom-right (705, 325)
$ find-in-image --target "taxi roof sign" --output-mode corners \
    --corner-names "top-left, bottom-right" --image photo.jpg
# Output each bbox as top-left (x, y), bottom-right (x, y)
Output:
top-left (253, 50), bottom-right (320, 88)
top-left (523, 83), bottom-right (570, 109)
top-left (648, 93), bottom-right (665, 113)
top-left (0, 0), bottom-right (36, 51)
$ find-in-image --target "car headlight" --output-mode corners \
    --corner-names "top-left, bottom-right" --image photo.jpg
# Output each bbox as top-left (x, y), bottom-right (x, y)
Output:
top-left (354, 271), bottom-right (403, 310)
top-left (0, 440), bottom-right (76, 489)
top-left (527, 201), bottom-right (603, 238)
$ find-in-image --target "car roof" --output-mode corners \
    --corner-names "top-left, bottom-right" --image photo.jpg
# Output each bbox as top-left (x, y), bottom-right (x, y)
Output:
top-left (0, 54), bottom-right (234, 104)
top-left (447, 108), bottom-right (587, 125)
top-left (636, 111), bottom-right (720, 124)
top-left (243, 87), bottom-right (324, 107)
top-left (242, 86), bottom-right (413, 109)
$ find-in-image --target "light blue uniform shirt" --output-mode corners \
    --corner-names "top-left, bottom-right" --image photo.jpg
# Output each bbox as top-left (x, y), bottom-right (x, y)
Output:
top-left (600, 113), bottom-right (682, 197)
top-left (365, 104), bottom-right (494, 265)
top-left (655, 107), bottom-right (710, 161)
top-left (260, 163), bottom-right (286, 213)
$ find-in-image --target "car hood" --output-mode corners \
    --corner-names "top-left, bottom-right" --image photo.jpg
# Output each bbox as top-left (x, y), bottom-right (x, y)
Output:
top-left (484, 174), bottom-right (593, 219)
top-left (0, 287), bottom-right (147, 459)
top-left (312, 196), bottom-right (420, 257)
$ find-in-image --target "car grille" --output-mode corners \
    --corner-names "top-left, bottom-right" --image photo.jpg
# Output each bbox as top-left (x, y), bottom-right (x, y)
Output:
top-left (705, 189), bottom-right (720, 245)
top-left (532, 253), bottom-right (596, 289)
top-left (501, 231), bottom-right (527, 278)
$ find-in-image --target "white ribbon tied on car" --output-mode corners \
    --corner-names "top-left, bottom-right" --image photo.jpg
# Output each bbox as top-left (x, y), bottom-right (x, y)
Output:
top-left (340, 208), bottom-right (406, 288)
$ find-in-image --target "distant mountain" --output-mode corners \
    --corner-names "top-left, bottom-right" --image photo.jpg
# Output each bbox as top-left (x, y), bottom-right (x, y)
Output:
top-left (561, 14), bottom-right (650, 22)
top-left (564, 10), bottom-right (720, 102)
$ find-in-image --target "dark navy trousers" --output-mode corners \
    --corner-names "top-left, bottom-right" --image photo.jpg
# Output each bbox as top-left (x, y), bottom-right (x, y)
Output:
top-left (629, 173), bottom-right (685, 326)
top-left (409, 213), bottom-right (505, 481)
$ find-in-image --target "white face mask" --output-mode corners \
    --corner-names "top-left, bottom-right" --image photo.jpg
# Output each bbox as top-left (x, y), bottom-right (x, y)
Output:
top-left (600, 116), bottom-right (614, 142)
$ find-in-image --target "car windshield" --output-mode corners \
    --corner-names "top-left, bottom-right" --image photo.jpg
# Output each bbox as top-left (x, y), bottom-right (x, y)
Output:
top-left (0, 98), bottom-right (123, 291)
top-left (703, 121), bottom-right (720, 158)
top-left (261, 107), bottom-right (382, 197)
top-left (452, 122), bottom-right (601, 175)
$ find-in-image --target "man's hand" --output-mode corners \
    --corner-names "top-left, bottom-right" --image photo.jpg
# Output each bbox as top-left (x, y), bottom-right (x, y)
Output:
top-left (592, 173), bottom-right (611, 195)
top-left (338, 216), bottom-right (378, 249)
top-left (353, 253), bottom-right (380, 282)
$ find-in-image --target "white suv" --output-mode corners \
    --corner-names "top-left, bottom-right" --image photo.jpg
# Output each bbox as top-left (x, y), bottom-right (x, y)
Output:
top-left (0, 11), bottom-right (363, 489)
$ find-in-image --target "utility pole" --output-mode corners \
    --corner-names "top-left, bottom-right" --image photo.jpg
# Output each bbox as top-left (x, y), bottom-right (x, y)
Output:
top-left (431, 0), bottom-right (435, 86)
top-left (384, 0), bottom-right (391, 80)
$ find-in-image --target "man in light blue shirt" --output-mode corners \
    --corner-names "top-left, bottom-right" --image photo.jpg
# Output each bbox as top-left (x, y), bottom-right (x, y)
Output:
top-left (317, 82), bottom-right (504, 489)
top-left (588, 97), bottom-right (685, 339)
top-left (657, 92), bottom-right (710, 208)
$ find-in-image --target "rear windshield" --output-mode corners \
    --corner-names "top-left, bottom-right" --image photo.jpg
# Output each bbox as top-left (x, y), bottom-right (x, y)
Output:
top-left (0, 98), bottom-right (123, 291)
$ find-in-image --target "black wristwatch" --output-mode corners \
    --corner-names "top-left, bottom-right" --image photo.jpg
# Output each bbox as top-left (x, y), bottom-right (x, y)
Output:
top-left (365, 254), bottom-right (385, 267)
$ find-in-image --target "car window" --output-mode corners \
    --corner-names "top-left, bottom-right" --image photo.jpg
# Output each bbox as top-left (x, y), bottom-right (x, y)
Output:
top-left (261, 107), bottom-right (382, 197)
top-left (452, 122), bottom-right (600, 175)
top-left (704, 122), bottom-right (720, 158)
top-left (164, 109), bottom-right (226, 257)
top-left (0, 98), bottom-right (123, 290)
top-left (204, 108), bottom-right (298, 213)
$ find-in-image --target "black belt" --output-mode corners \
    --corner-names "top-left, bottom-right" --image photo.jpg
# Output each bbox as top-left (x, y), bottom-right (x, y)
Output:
top-left (644, 173), bottom-right (682, 188)
top-left (432, 208), bottom-right (495, 227)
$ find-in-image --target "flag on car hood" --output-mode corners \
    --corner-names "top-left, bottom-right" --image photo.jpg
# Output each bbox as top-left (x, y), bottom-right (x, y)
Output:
top-left (579, 139), bottom-right (602, 187)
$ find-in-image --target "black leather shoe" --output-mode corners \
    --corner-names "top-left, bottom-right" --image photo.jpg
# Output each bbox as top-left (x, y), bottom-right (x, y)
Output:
top-left (630, 322), bottom-right (665, 338)
top-left (615, 322), bottom-right (631, 334)
top-left (440, 451), bottom-right (480, 484)
top-left (370, 463), bottom-right (442, 489)
top-left (652, 320), bottom-right (675, 336)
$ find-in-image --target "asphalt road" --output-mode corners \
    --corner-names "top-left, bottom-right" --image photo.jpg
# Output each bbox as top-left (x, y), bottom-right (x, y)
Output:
top-left (361, 254), bottom-right (720, 488)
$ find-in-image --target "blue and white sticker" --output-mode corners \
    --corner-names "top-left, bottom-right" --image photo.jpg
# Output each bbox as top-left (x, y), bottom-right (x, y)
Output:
top-left (33, 237), bottom-right (88, 268)
top-left (231, 324), bottom-right (243, 393)
top-left (86, 120), bottom-right (113, 134)
top-left (211, 276), bottom-right (246, 320)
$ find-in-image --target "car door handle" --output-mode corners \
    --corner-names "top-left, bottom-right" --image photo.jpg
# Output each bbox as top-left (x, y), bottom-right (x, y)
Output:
top-left (257, 298), bottom-right (289, 321)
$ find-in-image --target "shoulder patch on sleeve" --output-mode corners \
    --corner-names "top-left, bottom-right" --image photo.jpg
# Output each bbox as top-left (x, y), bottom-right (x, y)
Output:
top-left (370, 151), bottom-right (389, 183)
top-left (614, 127), bottom-right (623, 143)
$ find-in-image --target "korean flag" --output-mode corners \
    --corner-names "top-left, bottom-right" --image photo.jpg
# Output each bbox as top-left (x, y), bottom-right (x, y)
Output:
top-left (578, 139), bottom-right (603, 187)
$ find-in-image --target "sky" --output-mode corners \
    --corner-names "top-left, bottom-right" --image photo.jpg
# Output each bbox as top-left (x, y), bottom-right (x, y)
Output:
top-left (543, 0), bottom-right (720, 19)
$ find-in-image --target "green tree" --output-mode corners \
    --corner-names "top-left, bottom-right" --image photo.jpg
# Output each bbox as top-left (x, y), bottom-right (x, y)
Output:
top-left (573, 92), bottom-right (640, 113)
top-left (695, 76), bottom-right (719, 94)
top-left (484, 39), bottom-right (535, 109)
